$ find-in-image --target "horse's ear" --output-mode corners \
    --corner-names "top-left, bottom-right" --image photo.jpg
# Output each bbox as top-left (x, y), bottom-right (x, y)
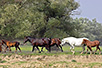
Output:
top-left (59, 38), bottom-right (60, 40)
top-left (83, 39), bottom-right (87, 42)
top-left (49, 38), bottom-right (51, 40)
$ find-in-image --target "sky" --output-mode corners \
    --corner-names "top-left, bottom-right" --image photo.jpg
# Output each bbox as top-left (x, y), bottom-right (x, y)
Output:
top-left (73, 0), bottom-right (102, 23)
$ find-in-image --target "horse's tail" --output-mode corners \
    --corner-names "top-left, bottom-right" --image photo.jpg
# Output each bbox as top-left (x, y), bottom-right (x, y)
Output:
top-left (99, 41), bottom-right (101, 46)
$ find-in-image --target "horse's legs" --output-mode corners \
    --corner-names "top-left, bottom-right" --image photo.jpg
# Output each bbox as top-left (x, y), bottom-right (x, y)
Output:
top-left (32, 46), bottom-right (35, 52)
top-left (88, 46), bottom-right (92, 54)
top-left (41, 47), bottom-right (44, 52)
top-left (15, 47), bottom-right (17, 52)
top-left (4, 46), bottom-right (8, 52)
top-left (45, 45), bottom-right (50, 52)
top-left (70, 47), bottom-right (72, 52)
top-left (17, 47), bottom-right (21, 52)
top-left (56, 45), bottom-right (59, 52)
top-left (48, 46), bottom-right (51, 52)
top-left (97, 46), bottom-right (101, 54)
top-left (36, 46), bottom-right (41, 53)
top-left (69, 44), bottom-right (75, 54)
top-left (81, 45), bottom-right (85, 54)
top-left (58, 45), bottom-right (63, 52)
top-left (86, 47), bottom-right (88, 54)
top-left (8, 46), bottom-right (11, 52)
top-left (71, 45), bottom-right (75, 54)
top-left (94, 46), bottom-right (98, 54)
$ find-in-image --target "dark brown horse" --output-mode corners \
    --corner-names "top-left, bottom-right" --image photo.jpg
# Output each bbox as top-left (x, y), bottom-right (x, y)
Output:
top-left (41, 38), bottom-right (63, 52)
top-left (1, 40), bottom-right (21, 52)
top-left (23, 36), bottom-right (51, 53)
top-left (82, 39), bottom-right (101, 54)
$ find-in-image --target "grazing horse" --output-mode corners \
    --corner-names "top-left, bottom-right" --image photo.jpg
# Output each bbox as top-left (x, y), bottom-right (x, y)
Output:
top-left (1, 40), bottom-right (21, 52)
top-left (23, 36), bottom-right (51, 53)
top-left (82, 39), bottom-right (101, 54)
top-left (61, 37), bottom-right (89, 54)
top-left (41, 38), bottom-right (63, 52)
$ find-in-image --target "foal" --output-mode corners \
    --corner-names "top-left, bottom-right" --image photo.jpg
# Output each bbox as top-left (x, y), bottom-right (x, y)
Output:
top-left (82, 39), bottom-right (101, 54)
top-left (1, 40), bottom-right (21, 52)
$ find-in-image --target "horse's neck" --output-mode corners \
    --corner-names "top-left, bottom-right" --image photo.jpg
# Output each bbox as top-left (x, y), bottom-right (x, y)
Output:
top-left (29, 38), bottom-right (35, 43)
top-left (2, 40), bottom-right (8, 45)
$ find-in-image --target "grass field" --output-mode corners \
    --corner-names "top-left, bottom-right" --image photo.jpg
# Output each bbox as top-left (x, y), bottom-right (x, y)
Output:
top-left (8, 43), bottom-right (102, 55)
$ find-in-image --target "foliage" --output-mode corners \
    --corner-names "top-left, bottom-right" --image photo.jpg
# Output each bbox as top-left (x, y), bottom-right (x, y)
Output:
top-left (0, 0), bottom-right (79, 39)
top-left (73, 18), bottom-right (102, 41)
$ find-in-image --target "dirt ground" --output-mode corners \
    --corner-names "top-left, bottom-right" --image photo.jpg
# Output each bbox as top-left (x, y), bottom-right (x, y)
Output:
top-left (0, 54), bottom-right (102, 68)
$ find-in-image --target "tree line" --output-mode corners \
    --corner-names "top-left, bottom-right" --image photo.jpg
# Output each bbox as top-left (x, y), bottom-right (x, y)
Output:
top-left (0, 0), bottom-right (102, 41)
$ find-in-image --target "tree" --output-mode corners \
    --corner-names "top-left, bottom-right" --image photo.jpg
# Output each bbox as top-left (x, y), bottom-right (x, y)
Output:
top-left (0, 0), bottom-right (79, 39)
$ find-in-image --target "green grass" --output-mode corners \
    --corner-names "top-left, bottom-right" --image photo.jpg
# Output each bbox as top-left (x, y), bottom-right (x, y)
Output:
top-left (2, 44), bottom-right (102, 56)
top-left (11, 44), bottom-right (101, 51)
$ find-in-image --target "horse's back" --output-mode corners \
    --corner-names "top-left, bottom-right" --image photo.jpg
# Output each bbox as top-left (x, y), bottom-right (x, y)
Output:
top-left (42, 38), bottom-right (51, 44)
top-left (51, 38), bottom-right (61, 45)
top-left (94, 40), bottom-right (100, 45)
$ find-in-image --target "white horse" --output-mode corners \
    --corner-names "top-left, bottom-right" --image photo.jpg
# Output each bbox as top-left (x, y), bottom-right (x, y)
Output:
top-left (61, 37), bottom-right (89, 54)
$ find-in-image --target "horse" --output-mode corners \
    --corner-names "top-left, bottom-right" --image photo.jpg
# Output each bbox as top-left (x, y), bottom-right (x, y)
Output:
top-left (23, 36), bottom-right (51, 53)
top-left (60, 37), bottom-right (89, 54)
top-left (82, 39), bottom-right (101, 54)
top-left (41, 38), bottom-right (63, 52)
top-left (1, 40), bottom-right (21, 52)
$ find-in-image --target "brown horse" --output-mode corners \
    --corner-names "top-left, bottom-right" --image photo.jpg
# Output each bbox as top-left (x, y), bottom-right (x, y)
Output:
top-left (82, 39), bottom-right (101, 54)
top-left (23, 36), bottom-right (51, 53)
top-left (41, 38), bottom-right (63, 52)
top-left (1, 40), bottom-right (21, 52)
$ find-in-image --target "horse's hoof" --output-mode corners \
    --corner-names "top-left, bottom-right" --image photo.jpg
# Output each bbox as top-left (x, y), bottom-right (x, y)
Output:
top-left (80, 52), bottom-right (83, 54)
top-left (39, 52), bottom-right (41, 53)
top-left (61, 50), bottom-right (63, 52)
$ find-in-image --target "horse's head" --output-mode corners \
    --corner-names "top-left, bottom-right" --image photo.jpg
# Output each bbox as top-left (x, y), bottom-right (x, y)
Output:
top-left (1, 40), bottom-right (6, 45)
top-left (60, 39), bottom-right (67, 46)
top-left (23, 36), bottom-right (31, 44)
top-left (82, 39), bottom-right (88, 45)
top-left (50, 38), bottom-right (61, 45)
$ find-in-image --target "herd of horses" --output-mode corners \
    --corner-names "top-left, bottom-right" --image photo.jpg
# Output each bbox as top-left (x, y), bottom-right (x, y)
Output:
top-left (0, 36), bottom-right (101, 54)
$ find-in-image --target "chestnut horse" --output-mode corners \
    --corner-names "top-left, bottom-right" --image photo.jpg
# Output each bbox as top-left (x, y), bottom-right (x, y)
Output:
top-left (1, 40), bottom-right (21, 52)
top-left (23, 36), bottom-right (51, 53)
top-left (82, 39), bottom-right (101, 54)
top-left (41, 38), bottom-right (63, 52)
